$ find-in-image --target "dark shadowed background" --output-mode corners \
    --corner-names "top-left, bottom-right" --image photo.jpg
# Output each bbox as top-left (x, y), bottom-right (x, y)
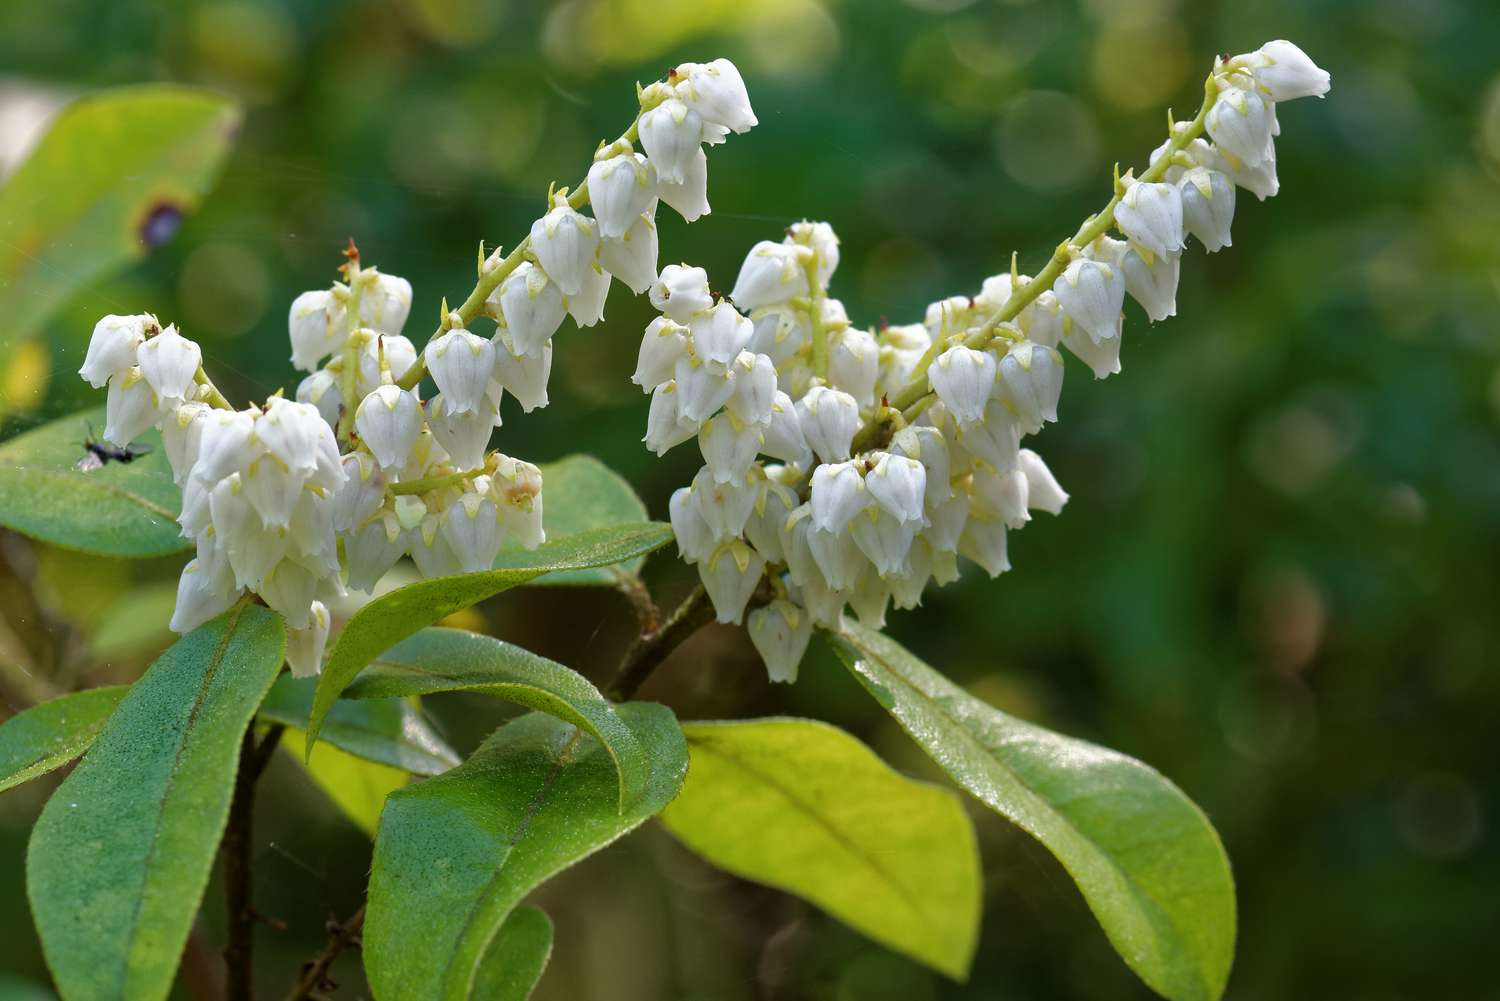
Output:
top-left (1, 0), bottom-right (1498, 998)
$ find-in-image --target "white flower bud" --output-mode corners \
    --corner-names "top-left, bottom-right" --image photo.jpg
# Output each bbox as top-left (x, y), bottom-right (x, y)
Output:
top-left (1053, 257), bottom-right (1125, 345)
top-left (795, 385), bottom-right (860, 464)
top-left (256, 398), bottom-right (332, 481)
top-left (786, 220), bottom-right (839, 285)
top-left (865, 452), bottom-right (927, 526)
top-left (1025, 291), bottom-right (1065, 349)
top-left (1115, 179), bottom-right (1184, 259)
top-left (80, 314), bottom-right (146, 388)
top-left (1178, 167), bottom-right (1236, 252)
top-left (160, 402), bottom-right (210, 486)
top-left (1206, 86), bottom-right (1274, 169)
top-left (490, 455), bottom-right (545, 550)
top-left (333, 452), bottom-right (385, 533)
top-left (426, 397), bottom-right (496, 472)
top-left (566, 262), bottom-right (611, 328)
top-left (409, 516), bottom-right (464, 579)
top-left (136, 325), bottom-right (201, 409)
top-left (491, 339), bottom-right (551, 412)
top-left (928, 346), bottom-right (996, 427)
top-left (828, 327), bottom-right (879, 410)
top-left (284, 601), bottom-right (330, 678)
top-left (971, 467), bottom-right (1030, 529)
top-left (1220, 148), bottom-right (1279, 202)
top-left (657, 147), bottom-right (710, 222)
top-left (288, 290), bottom-right (344, 372)
top-left (1061, 322), bottom-right (1123, 380)
top-left (650, 264), bottom-right (714, 322)
top-left (381, 334), bottom-right (418, 384)
top-left (645, 381), bottom-right (697, 456)
top-left (743, 479), bottom-right (795, 564)
top-left (726, 351), bottom-right (777, 426)
top-left (749, 307), bottom-right (809, 364)
top-left (669, 485), bottom-right (714, 563)
top-left (529, 203), bottom-right (600, 297)
top-left (103, 367), bottom-right (159, 446)
top-left (924, 491), bottom-right (969, 553)
top-left (345, 514), bottom-right (407, 593)
top-left (296, 370), bottom-right (342, 429)
top-left (355, 385), bottom-right (422, 471)
top-left (730, 241), bottom-right (811, 311)
top-left (807, 524), bottom-right (865, 591)
top-left (240, 454), bottom-right (302, 531)
top-left (193, 408), bottom-right (258, 482)
top-left (811, 461), bottom-right (869, 533)
top-left (699, 539), bottom-right (764, 625)
top-left (169, 556), bottom-right (241, 634)
top-left (692, 466), bottom-right (757, 541)
top-left (258, 559), bottom-right (319, 629)
top-left (698, 413), bottom-right (762, 484)
top-left (587, 153), bottom-right (658, 240)
top-left (1240, 40), bottom-right (1329, 102)
top-left (441, 494), bottom-right (502, 574)
top-left (633, 317), bottom-right (690, 392)
top-left (958, 514), bottom-right (1010, 578)
top-left (747, 600), bottom-right (811, 684)
top-left (848, 566), bottom-right (892, 629)
top-left (425, 328), bottom-right (494, 416)
top-left (1018, 448), bottom-right (1068, 515)
top-left (673, 354), bottom-right (735, 425)
top-left (890, 538), bottom-right (935, 610)
top-left (760, 391), bottom-right (811, 466)
top-left (690, 301), bottom-right (754, 366)
top-left (849, 507), bottom-right (916, 577)
top-left (639, 98), bottom-right (704, 184)
top-left (953, 400), bottom-right (1021, 472)
top-left (598, 212), bottom-right (659, 295)
top-left (890, 425), bottom-right (952, 505)
top-left (492, 262), bottom-right (565, 358)
top-left (357, 272), bottom-right (413, 337)
top-left (996, 341), bottom-right (1064, 435)
top-left (673, 59), bottom-right (757, 135)
top-left (1121, 249), bottom-right (1180, 323)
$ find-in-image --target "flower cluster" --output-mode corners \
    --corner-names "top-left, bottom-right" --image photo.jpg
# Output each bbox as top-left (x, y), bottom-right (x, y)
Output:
top-left (638, 39), bottom-right (1328, 684)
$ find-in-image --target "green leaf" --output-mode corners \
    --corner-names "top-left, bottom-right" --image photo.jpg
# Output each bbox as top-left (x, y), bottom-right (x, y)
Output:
top-left (364, 703), bottom-right (687, 1001)
top-left (279, 727), bottom-right (408, 837)
top-left (347, 627), bottom-right (647, 808)
top-left (660, 717), bottom-right (981, 980)
top-left (308, 522), bottom-right (672, 751)
top-left (259, 675), bottom-right (459, 777)
top-left (0, 407), bottom-right (185, 558)
top-left (831, 623), bottom-right (1236, 1001)
top-left (517, 455), bottom-right (650, 586)
top-left (0, 686), bottom-right (127, 794)
top-left (26, 604), bottom-right (285, 1001)
top-left (471, 907), bottom-right (554, 1001)
top-left (0, 86), bottom-right (240, 376)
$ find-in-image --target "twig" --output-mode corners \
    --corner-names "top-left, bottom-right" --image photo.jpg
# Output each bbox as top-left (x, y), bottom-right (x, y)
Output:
top-left (606, 585), bottom-right (714, 702)
top-left (283, 906), bottom-right (366, 1001)
top-left (223, 724), bottom-right (285, 1001)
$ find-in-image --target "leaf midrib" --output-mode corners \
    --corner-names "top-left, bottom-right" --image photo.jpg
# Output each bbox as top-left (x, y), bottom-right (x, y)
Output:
top-left (13, 467), bottom-right (180, 523)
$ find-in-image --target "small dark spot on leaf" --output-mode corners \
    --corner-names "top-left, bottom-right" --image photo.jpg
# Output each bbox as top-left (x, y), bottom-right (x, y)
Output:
top-left (139, 202), bottom-right (184, 249)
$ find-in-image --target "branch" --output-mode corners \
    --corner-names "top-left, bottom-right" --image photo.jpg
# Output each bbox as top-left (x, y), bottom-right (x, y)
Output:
top-left (606, 585), bottom-right (714, 702)
top-left (223, 723), bottom-right (284, 1001)
top-left (283, 906), bottom-right (365, 1001)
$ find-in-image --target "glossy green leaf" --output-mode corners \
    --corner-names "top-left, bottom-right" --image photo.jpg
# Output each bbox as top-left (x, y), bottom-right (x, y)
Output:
top-left (831, 623), bottom-right (1236, 1001)
top-left (0, 686), bottom-right (126, 794)
top-left (0, 86), bottom-right (240, 375)
top-left (0, 407), bottom-right (185, 558)
top-left (27, 604), bottom-right (285, 1001)
top-left (308, 521), bottom-right (672, 751)
top-left (280, 727), bottom-right (408, 837)
top-left (259, 675), bottom-right (459, 776)
top-left (364, 703), bottom-right (687, 1001)
top-left (471, 907), bottom-right (554, 1001)
top-left (661, 717), bottom-right (981, 980)
top-left (516, 455), bottom-right (650, 585)
top-left (348, 627), bottom-right (646, 808)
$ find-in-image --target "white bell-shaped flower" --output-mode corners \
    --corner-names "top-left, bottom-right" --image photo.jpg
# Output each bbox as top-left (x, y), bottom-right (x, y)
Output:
top-left (865, 452), bottom-right (927, 526)
top-left (848, 565), bottom-right (893, 629)
top-left (849, 508), bottom-right (917, 578)
top-left (566, 262), bottom-right (611, 329)
top-left (925, 491), bottom-right (969, 553)
top-left (807, 524), bottom-right (865, 591)
top-left (633, 317), bottom-right (689, 392)
top-left (1017, 448), bottom-right (1068, 515)
top-left (692, 466), bottom-right (757, 540)
top-left (1221, 148), bottom-right (1279, 202)
top-left (491, 455), bottom-right (545, 550)
top-left (890, 425), bottom-right (952, 505)
top-left (674, 59), bottom-right (757, 135)
top-left (169, 556), bottom-right (242, 634)
top-left (599, 212), bottom-right (659, 295)
top-left (639, 98), bottom-right (704, 184)
top-left (441, 494), bottom-right (502, 574)
top-left (673, 354), bottom-right (735, 425)
top-left (159, 402), bottom-right (210, 485)
top-left (761, 391), bottom-right (811, 466)
top-left (258, 559), bottom-right (319, 628)
top-left (529, 201), bottom-right (600, 297)
top-left (192, 408), bottom-right (257, 482)
top-left (1121, 248), bottom-right (1180, 323)
top-left (257, 399), bottom-right (329, 481)
top-left (972, 466), bottom-right (1030, 529)
top-left (958, 514), bottom-right (1010, 578)
top-left (810, 460), bottom-right (869, 533)
top-left (357, 272), bottom-right (413, 337)
top-left (286, 601), bottom-right (330, 678)
top-left (492, 262), bottom-right (565, 358)
top-left (1025, 291), bottom-right (1065, 349)
top-left (747, 600), bottom-right (811, 684)
top-left (658, 147), bottom-right (710, 222)
top-left (829, 327), bottom-right (879, 409)
top-left (491, 338), bottom-right (551, 412)
top-left (345, 514), bottom-right (407, 593)
top-left (1179, 167), bottom-right (1235, 252)
top-left (787, 220), bottom-right (839, 285)
top-left (795, 385), bottom-right (860, 464)
top-left (137, 325), bottom-right (201, 409)
top-left (425, 328), bottom-right (494, 416)
top-left (587, 153), bottom-right (658, 240)
top-left (690, 301), bottom-right (754, 366)
top-left (743, 479), bottom-right (796, 564)
top-left (1115, 179), bottom-right (1184, 258)
top-left (890, 539), bottom-right (934, 610)
top-left (288, 290), bottom-right (344, 372)
top-left (669, 485), bottom-right (714, 563)
top-left (650, 264), bottom-right (714, 322)
top-left (296, 370), bottom-right (342, 429)
top-left (240, 453), bottom-right (303, 531)
top-left (80, 314), bottom-right (147, 388)
top-left (954, 400), bottom-right (1021, 472)
top-left (332, 452), bottom-right (385, 532)
top-left (928, 345), bottom-right (997, 427)
top-left (1240, 40), bottom-right (1330, 102)
top-left (381, 334), bottom-right (418, 385)
top-left (1206, 86), bottom-right (1274, 168)
top-left (355, 385), bottom-right (422, 471)
top-left (103, 367), bottom-right (159, 446)
top-left (726, 351), bottom-right (777, 425)
top-left (1061, 322), bottom-right (1123, 380)
top-left (426, 397), bottom-right (495, 471)
top-left (997, 341), bottom-right (1064, 434)
top-left (698, 413), bottom-right (762, 484)
top-left (730, 241), bottom-right (810, 311)
top-left (1053, 257), bottom-right (1125, 345)
top-left (749, 307), bottom-right (810, 364)
top-left (645, 382), bottom-right (696, 455)
top-left (409, 516), bottom-right (465, 579)
top-left (699, 539), bottom-right (764, 625)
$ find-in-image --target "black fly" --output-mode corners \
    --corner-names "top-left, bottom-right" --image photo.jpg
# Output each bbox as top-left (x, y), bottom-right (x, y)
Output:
top-left (76, 425), bottom-right (151, 472)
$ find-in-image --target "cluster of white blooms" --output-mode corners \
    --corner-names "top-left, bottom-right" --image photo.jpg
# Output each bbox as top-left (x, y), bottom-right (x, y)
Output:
top-left (638, 40), bottom-right (1328, 684)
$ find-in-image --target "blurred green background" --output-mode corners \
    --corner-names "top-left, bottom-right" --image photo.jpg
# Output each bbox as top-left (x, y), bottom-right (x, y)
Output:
top-left (2, 0), bottom-right (1499, 998)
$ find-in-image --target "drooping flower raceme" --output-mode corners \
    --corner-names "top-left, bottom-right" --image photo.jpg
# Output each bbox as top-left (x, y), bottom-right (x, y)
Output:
top-left (77, 58), bottom-right (758, 675)
top-left (636, 39), bottom-right (1328, 685)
